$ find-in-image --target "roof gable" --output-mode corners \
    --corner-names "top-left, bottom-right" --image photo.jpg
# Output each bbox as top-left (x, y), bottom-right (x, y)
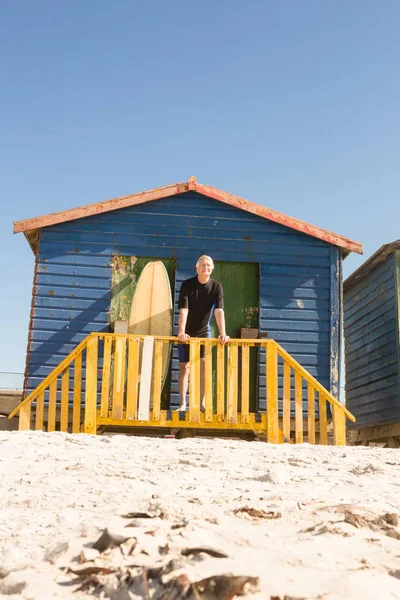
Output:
top-left (344, 240), bottom-right (400, 292)
top-left (14, 176), bottom-right (363, 256)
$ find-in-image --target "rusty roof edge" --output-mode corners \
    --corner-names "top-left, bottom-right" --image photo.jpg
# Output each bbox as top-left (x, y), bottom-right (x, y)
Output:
top-left (196, 182), bottom-right (363, 256)
top-left (13, 181), bottom-right (188, 234)
top-left (343, 240), bottom-right (400, 292)
top-left (14, 176), bottom-right (363, 256)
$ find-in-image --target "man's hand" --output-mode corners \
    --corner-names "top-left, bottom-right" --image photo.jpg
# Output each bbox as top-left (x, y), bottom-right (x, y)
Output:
top-left (218, 334), bottom-right (230, 345)
top-left (178, 333), bottom-right (190, 343)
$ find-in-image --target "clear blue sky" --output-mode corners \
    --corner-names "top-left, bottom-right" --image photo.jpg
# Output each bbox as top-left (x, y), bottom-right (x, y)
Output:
top-left (1, 0), bottom-right (400, 380)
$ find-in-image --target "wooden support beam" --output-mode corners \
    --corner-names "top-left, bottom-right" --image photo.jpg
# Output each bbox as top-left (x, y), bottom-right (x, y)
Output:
top-left (349, 422), bottom-right (400, 444)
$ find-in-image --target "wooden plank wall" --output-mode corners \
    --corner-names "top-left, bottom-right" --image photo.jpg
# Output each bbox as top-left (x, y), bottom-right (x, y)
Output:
top-left (344, 254), bottom-right (400, 428)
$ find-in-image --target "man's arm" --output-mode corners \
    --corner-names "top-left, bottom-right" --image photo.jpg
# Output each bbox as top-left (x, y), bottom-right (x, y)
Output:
top-left (214, 308), bottom-right (230, 344)
top-left (178, 308), bottom-right (190, 342)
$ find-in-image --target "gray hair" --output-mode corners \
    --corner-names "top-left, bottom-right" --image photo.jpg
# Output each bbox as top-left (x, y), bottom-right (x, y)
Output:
top-left (196, 255), bottom-right (214, 269)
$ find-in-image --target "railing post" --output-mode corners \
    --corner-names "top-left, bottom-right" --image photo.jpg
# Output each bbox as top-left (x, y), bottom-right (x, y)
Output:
top-left (241, 343), bottom-right (250, 424)
top-left (48, 379), bottom-right (57, 432)
top-left (216, 344), bottom-right (225, 422)
top-left (282, 362), bottom-right (291, 440)
top-left (318, 393), bottom-right (328, 445)
top-left (307, 384), bottom-right (316, 444)
top-left (189, 340), bottom-right (200, 423)
top-left (204, 340), bottom-right (213, 423)
top-left (126, 337), bottom-right (139, 420)
top-left (72, 354), bottom-right (82, 433)
top-left (19, 402), bottom-right (31, 431)
top-left (152, 339), bottom-right (163, 422)
top-left (295, 372), bottom-right (303, 444)
top-left (35, 391), bottom-right (45, 431)
top-left (138, 337), bottom-right (154, 421)
top-left (112, 336), bottom-right (127, 420)
top-left (84, 335), bottom-right (98, 434)
top-left (266, 341), bottom-right (279, 443)
top-left (100, 335), bottom-right (112, 418)
top-left (61, 367), bottom-right (70, 432)
top-left (227, 344), bottom-right (238, 424)
top-left (332, 404), bottom-right (346, 446)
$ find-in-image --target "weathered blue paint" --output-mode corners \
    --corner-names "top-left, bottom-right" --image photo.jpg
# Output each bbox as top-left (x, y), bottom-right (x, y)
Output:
top-left (25, 192), bottom-right (341, 410)
top-left (344, 251), bottom-right (400, 428)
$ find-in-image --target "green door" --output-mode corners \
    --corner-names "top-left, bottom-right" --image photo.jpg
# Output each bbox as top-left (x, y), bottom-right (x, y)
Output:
top-left (210, 261), bottom-right (260, 412)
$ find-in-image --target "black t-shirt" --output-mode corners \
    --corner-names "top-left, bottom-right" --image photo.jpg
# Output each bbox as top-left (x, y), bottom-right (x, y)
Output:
top-left (178, 277), bottom-right (224, 337)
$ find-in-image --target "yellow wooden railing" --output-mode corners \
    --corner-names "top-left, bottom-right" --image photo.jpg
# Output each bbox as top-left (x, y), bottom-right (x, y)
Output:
top-left (9, 337), bottom-right (89, 433)
top-left (9, 332), bottom-right (355, 445)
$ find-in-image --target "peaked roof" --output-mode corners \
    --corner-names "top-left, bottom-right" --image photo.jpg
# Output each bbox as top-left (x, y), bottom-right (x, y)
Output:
top-left (14, 176), bottom-right (363, 256)
top-left (344, 240), bottom-right (400, 292)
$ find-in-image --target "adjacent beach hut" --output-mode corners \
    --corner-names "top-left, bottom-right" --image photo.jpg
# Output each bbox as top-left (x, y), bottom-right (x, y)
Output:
top-left (12, 177), bottom-right (362, 441)
top-left (344, 240), bottom-right (400, 446)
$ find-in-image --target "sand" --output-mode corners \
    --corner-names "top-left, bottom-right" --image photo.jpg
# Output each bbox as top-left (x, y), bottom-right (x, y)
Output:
top-left (1, 431), bottom-right (400, 599)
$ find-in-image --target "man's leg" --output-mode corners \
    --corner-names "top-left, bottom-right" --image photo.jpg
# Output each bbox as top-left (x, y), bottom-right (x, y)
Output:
top-left (178, 362), bottom-right (190, 410)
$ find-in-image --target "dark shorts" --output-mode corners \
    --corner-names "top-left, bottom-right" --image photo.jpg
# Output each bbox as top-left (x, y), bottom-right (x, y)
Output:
top-left (178, 333), bottom-right (210, 363)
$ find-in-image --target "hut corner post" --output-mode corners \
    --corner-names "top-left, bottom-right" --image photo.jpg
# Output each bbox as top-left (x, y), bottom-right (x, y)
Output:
top-left (396, 250), bottom-right (400, 401)
top-left (330, 247), bottom-right (340, 401)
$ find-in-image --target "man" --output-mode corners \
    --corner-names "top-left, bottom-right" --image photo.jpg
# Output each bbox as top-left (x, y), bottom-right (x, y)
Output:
top-left (177, 255), bottom-right (230, 412)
